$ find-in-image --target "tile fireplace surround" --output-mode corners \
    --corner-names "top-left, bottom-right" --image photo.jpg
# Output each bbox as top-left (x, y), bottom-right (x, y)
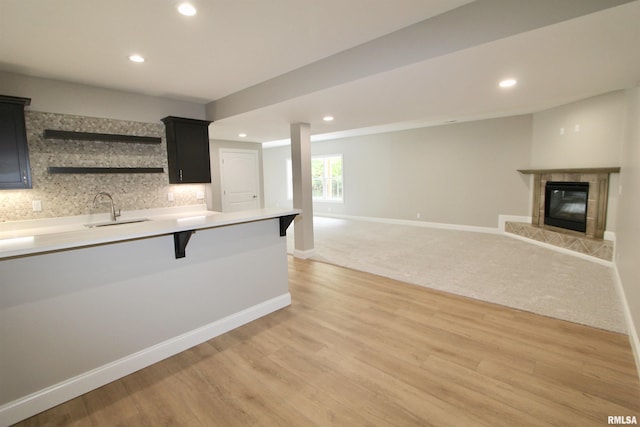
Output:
top-left (507, 167), bottom-right (620, 261)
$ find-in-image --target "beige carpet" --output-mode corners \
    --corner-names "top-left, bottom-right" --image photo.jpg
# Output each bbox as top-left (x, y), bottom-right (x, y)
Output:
top-left (287, 216), bottom-right (627, 333)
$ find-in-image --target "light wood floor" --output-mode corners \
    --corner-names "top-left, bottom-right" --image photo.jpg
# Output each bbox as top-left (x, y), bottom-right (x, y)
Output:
top-left (14, 257), bottom-right (640, 426)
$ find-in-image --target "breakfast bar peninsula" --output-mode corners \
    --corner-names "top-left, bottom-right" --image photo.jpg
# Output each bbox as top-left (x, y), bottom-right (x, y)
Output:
top-left (0, 207), bottom-right (299, 426)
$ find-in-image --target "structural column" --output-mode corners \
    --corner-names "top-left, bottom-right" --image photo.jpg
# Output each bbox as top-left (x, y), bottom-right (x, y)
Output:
top-left (290, 123), bottom-right (315, 258)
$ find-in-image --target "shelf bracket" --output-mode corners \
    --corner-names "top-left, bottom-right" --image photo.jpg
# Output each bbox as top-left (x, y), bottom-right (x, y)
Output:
top-left (174, 230), bottom-right (195, 259)
top-left (279, 214), bottom-right (298, 237)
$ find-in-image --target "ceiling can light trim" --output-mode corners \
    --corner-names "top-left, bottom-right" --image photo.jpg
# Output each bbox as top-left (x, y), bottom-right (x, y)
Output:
top-left (128, 54), bottom-right (145, 63)
top-left (177, 2), bottom-right (197, 16)
top-left (499, 78), bottom-right (517, 88)
top-left (322, 115), bottom-right (334, 122)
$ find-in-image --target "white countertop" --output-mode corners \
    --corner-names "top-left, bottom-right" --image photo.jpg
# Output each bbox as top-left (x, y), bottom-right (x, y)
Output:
top-left (0, 206), bottom-right (300, 259)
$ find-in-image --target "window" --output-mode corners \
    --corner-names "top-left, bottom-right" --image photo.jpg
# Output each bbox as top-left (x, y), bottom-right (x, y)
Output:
top-left (312, 155), bottom-right (343, 202)
top-left (286, 154), bottom-right (343, 202)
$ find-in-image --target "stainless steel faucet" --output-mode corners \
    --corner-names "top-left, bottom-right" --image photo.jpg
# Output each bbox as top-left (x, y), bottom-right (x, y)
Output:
top-left (93, 192), bottom-right (121, 222)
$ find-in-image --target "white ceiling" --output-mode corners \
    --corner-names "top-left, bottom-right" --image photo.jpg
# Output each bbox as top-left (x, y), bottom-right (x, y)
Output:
top-left (1, 0), bottom-right (639, 145)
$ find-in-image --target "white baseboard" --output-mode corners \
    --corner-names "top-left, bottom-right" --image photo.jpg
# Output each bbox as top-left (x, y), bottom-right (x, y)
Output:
top-left (293, 248), bottom-right (316, 259)
top-left (316, 213), bottom-right (499, 234)
top-left (498, 215), bottom-right (531, 233)
top-left (612, 264), bottom-right (640, 380)
top-left (0, 293), bottom-right (291, 427)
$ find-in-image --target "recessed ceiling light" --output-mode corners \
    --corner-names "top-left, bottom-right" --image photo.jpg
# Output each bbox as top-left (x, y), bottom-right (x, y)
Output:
top-left (499, 78), bottom-right (517, 88)
top-left (323, 115), bottom-right (334, 122)
top-left (128, 54), bottom-right (145, 63)
top-left (238, 133), bottom-right (247, 138)
top-left (178, 2), bottom-right (197, 16)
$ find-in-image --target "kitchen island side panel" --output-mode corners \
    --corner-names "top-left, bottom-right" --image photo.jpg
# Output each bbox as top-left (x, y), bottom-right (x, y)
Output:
top-left (0, 218), bottom-right (289, 410)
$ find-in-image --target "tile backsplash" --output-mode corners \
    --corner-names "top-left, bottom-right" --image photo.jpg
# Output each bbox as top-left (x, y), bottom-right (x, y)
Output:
top-left (0, 111), bottom-right (206, 222)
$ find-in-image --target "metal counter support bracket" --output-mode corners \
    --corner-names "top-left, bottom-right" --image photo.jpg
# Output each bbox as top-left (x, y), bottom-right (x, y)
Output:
top-left (174, 230), bottom-right (195, 258)
top-left (174, 215), bottom-right (297, 257)
top-left (279, 214), bottom-right (298, 236)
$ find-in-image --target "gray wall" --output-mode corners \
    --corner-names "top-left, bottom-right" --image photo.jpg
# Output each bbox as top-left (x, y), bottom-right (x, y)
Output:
top-left (0, 71), bottom-right (205, 123)
top-left (264, 115), bottom-right (533, 228)
top-left (616, 87), bottom-right (640, 356)
top-left (263, 146), bottom-right (293, 210)
top-left (531, 91), bottom-right (626, 168)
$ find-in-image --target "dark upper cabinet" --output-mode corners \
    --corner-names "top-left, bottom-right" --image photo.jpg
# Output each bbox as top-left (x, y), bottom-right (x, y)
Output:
top-left (161, 116), bottom-right (212, 184)
top-left (0, 95), bottom-right (32, 189)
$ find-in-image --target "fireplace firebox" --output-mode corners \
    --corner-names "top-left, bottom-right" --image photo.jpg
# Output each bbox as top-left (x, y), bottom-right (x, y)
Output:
top-left (544, 181), bottom-right (589, 232)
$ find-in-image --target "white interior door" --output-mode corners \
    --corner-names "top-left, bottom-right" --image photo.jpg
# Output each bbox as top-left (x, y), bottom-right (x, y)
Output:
top-left (220, 149), bottom-right (261, 212)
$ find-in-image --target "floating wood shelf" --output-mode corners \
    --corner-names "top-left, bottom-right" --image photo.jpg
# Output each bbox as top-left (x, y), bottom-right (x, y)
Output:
top-left (518, 167), bottom-right (620, 174)
top-left (48, 167), bottom-right (164, 174)
top-left (43, 129), bottom-right (161, 144)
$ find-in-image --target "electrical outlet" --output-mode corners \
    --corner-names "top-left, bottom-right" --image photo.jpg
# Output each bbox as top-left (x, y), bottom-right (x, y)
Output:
top-left (196, 190), bottom-right (205, 200)
top-left (167, 192), bottom-right (174, 202)
top-left (32, 200), bottom-right (42, 212)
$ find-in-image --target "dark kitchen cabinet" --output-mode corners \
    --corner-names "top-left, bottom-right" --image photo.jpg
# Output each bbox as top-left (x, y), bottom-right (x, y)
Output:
top-left (0, 95), bottom-right (32, 189)
top-left (161, 116), bottom-right (212, 184)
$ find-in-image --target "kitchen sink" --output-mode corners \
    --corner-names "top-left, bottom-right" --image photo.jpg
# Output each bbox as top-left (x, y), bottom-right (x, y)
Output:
top-left (84, 218), bottom-right (150, 228)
